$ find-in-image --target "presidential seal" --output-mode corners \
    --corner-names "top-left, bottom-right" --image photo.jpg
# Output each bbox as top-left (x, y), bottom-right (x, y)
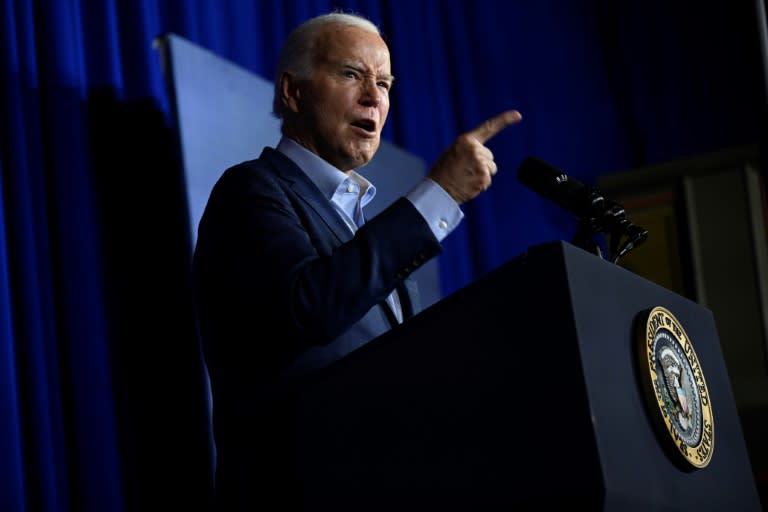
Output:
top-left (637, 306), bottom-right (714, 469)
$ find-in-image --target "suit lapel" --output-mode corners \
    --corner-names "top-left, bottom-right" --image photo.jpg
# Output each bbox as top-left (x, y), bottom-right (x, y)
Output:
top-left (262, 148), bottom-right (352, 244)
top-left (262, 148), bottom-right (423, 323)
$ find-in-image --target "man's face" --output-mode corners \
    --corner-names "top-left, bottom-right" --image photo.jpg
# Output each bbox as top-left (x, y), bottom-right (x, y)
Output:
top-left (286, 25), bottom-right (393, 172)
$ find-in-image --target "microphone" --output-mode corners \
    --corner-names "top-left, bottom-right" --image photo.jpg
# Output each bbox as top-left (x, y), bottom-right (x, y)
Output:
top-left (517, 156), bottom-right (649, 261)
top-left (517, 156), bottom-right (605, 221)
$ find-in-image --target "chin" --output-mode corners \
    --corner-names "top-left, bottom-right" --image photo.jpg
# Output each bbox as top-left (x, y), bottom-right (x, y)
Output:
top-left (358, 152), bottom-right (377, 167)
top-left (344, 149), bottom-right (377, 169)
top-left (357, 144), bottom-right (379, 162)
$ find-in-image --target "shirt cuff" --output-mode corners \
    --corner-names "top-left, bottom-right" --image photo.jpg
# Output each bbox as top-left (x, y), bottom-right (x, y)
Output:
top-left (405, 178), bottom-right (464, 242)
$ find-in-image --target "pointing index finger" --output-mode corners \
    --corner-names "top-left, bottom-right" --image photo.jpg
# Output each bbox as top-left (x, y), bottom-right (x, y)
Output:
top-left (467, 110), bottom-right (522, 144)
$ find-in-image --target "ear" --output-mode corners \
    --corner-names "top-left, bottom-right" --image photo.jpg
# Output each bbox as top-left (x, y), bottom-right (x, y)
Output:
top-left (279, 72), bottom-right (302, 114)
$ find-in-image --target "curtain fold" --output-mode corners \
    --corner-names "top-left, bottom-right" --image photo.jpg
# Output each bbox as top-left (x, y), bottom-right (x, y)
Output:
top-left (2, 2), bottom-right (71, 510)
top-left (0, 153), bottom-right (27, 512)
top-left (3, 0), bottom-right (126, 510)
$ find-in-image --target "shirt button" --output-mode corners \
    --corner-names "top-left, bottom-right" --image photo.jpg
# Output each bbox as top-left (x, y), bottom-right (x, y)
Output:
top-left (438, 219), bottom-right (448, 230)
top-left (346, 183), bottom-right (355, 193)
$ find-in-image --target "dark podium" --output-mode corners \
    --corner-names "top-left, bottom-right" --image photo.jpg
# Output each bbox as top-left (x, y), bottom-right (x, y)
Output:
top-left (293, 241), bottom-right (761, 510)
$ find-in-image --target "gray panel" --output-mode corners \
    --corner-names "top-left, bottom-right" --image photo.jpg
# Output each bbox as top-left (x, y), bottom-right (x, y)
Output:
top-left (157, 33), bottom-right (442, 307)
top-left (160, 34), bottom-right (282, 244)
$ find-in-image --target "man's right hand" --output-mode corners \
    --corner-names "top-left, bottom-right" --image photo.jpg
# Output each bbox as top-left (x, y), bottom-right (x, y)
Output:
top-left (427, 109), bottom-right (522, 204)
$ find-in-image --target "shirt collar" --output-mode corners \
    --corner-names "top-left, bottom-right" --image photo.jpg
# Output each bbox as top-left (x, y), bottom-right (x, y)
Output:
top-left (276, 136), bottom-right (376, 207)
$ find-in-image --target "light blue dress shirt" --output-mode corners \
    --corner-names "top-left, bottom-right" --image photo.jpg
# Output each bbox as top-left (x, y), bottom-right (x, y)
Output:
top-left (276, 136), bottom-right (464, 322)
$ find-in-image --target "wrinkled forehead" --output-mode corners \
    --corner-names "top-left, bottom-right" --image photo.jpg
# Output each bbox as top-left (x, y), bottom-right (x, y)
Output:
top-left (313, 25), bottom-right (391, 71)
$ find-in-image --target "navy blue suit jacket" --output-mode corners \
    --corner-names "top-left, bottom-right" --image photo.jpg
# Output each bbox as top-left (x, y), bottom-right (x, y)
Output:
top-left (192, 147), bottom-right (442, 509)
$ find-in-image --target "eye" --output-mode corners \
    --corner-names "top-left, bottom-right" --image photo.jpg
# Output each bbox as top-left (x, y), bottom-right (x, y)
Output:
top-left (377, 81), bottom-right (391, 91)
top-left (343, 70), bottom-right (359, 80)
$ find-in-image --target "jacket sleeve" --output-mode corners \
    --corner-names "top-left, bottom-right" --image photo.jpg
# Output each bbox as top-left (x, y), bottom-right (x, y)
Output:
top-left (192, 159), bottom-right (442, 358)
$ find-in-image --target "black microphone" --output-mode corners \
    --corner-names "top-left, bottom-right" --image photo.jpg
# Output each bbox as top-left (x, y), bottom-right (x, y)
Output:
top-left (517, 156), bottom-right (605, 221)
top-left (517, 156), bottom-right (649, 261)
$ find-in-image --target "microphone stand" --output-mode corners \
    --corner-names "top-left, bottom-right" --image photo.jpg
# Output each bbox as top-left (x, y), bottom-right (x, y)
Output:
top-left (571, 201), bottom-right (648, 263)
top-left (572, 218), bottom-right (605, 259)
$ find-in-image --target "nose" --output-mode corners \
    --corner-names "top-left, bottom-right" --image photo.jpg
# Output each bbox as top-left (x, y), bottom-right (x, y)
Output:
top-left (359, 79), bottom-right (383, 108)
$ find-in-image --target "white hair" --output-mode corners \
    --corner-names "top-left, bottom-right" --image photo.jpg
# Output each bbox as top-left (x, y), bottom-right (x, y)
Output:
top-left (271, 12), bottom-right (381, 120)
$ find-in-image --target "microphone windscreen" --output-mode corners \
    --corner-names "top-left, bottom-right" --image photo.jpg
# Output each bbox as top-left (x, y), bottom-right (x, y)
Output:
top-left (517, 156), bottom-right (600, 218)
top-left (517, 156), bottom-right (579, 195)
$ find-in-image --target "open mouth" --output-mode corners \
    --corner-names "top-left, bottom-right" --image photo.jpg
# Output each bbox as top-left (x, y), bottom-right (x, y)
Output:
top-left (351, 119), bottom-right (376, 134)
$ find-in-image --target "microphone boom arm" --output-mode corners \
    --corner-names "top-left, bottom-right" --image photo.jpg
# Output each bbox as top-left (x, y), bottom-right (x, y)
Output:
top-left (517, 156), bottom-right (649, 263)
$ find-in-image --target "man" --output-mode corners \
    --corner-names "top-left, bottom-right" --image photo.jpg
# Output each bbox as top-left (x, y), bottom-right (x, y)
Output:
top-left (192, 10), bottom-right (521, 510)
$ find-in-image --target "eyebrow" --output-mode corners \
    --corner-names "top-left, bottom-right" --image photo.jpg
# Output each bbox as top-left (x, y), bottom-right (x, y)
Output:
top-left (344, 63), bottom-right (395, 83)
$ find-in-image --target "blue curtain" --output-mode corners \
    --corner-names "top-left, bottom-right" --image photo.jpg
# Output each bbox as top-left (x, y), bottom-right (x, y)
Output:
top-left (1, 0), bottom-right (763, 510)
